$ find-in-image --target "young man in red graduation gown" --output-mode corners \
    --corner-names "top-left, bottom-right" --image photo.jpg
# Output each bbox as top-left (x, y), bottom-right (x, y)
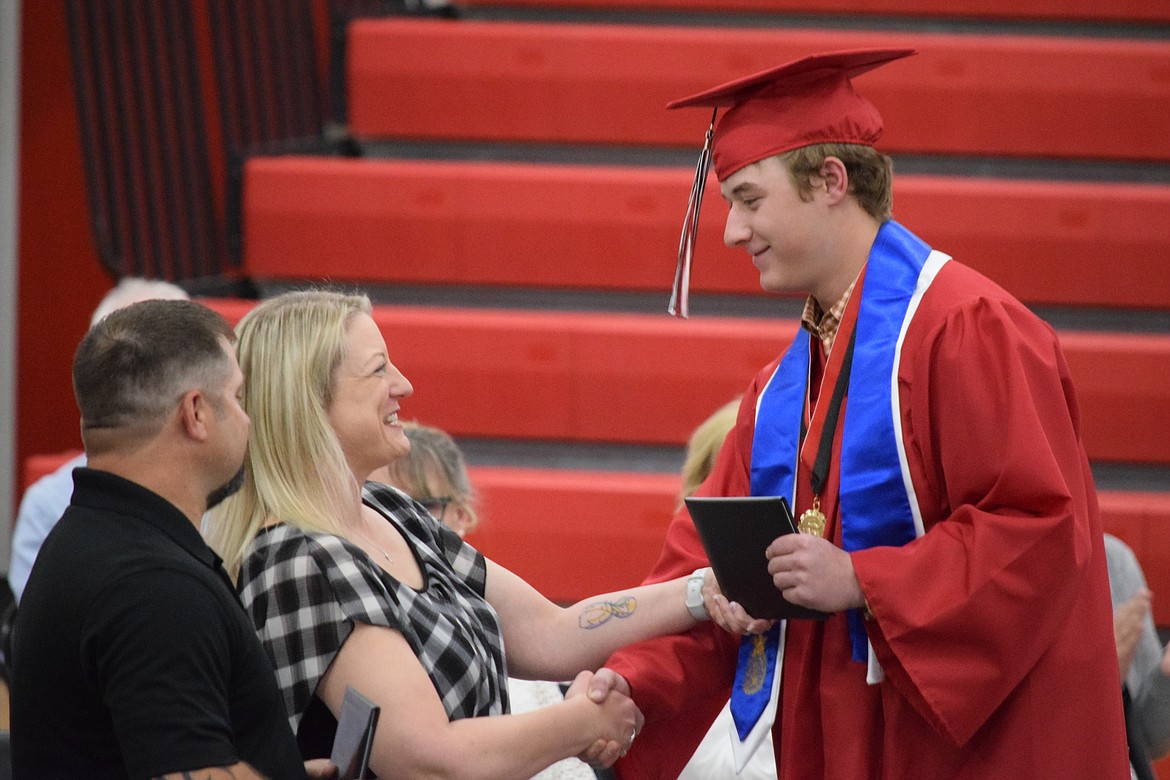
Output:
top-left (591, 48), bottom-right (1129, 779)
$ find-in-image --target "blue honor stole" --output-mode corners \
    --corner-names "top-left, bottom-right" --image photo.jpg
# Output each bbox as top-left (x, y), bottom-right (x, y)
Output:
top-left (728, 221), bottom-right (945, 750)
top-left (749, 220), bottom-right (946, 661)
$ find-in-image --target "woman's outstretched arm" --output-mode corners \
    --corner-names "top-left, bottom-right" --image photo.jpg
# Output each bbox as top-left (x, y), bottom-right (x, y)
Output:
top-left (485, 560), bottom-right (698, 682)
top-left (316, 622), bottom-right (638, 780)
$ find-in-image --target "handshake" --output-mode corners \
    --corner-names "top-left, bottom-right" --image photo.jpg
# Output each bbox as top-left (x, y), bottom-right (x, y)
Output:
top-left (564, 668), bottom-right (641, 768)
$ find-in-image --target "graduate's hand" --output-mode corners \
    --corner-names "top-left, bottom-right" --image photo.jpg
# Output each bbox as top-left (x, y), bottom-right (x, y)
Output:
top-left (766, 533), bottom-right (865, 613)
top-left (577, 668), bottom-right (641, 766)
top-left (706, 568), bottom-right (775, 636)
top-left (1115, 589), bottom-right (1151, 679)
top-left (585, 666), bottom-right (630, 705)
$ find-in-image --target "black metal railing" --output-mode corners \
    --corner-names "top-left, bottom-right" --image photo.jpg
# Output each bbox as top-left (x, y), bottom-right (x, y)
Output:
top-left (64, 0), bottom-right (445, 286)
top-left (207, 0), bottom-right (336, 266)
top-left (65, 0), bottom-right (227, 282)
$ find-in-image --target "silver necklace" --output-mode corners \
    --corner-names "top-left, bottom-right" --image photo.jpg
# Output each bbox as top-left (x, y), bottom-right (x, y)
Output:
top-left (351, 525), bottom-right (394, 564)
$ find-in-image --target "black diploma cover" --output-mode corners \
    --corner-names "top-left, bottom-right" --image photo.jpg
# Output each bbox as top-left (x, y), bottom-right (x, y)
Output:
top-left (686, 495), bottom-right (828, 620)
top-left (331, 686), bottom-right (380, 780)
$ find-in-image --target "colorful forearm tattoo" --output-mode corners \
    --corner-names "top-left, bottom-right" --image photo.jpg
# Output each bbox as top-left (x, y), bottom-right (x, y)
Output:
top-left (578, 596), bottom-right (637, 629)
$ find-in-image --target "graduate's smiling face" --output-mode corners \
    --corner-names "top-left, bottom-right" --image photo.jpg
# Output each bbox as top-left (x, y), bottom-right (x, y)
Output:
top-left (720, 155), bottom-right (828, 296)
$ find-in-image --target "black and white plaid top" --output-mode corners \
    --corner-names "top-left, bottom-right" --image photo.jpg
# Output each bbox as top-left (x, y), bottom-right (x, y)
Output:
top-left (238, 482), bottom-right (509, 733)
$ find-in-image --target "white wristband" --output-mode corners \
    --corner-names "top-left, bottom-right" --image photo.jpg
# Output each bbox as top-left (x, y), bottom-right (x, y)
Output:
top-left (685, 567), bottom-right (711, 621)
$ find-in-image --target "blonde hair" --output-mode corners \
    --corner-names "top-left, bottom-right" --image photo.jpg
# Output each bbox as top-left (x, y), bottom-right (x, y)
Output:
top-left (206, 289), bottom-right (372, 577)
top-left (380, 422), bottom-right (480, 535)
top-left (679, 398), bottom-right (740, 506)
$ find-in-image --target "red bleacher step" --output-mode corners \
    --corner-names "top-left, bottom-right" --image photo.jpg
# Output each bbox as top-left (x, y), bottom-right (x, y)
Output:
top-left (203, 299), bottom-right (1170, 465)
top-left (348, 18), bottom-right (1170, 162)
top-left (243, 156), bottom-right (1170, 311)
top-left (466, 467), bottom-right (682, 604)
top-left (466, 466), bottom-right (1170, 625)
top-left (206, 297), bottom-right (792, 448)
top-left (457, 0), bottom-right (1170, 24)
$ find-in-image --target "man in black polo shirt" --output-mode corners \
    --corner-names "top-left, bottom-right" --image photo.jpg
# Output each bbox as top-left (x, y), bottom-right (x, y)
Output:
top-left (11, 300), bottom-right (330, 779)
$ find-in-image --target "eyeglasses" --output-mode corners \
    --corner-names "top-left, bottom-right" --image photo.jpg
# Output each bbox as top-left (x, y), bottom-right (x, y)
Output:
top-left (418, 496), bottom-right (455, 521)
top-left (418, 494), bottom-right (479, 535)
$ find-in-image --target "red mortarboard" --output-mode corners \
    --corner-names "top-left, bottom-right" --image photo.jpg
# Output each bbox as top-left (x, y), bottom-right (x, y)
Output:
top-left (670, 48), bottom-right (916, 181)
top-left (667, 48), bottom-right (916, 318)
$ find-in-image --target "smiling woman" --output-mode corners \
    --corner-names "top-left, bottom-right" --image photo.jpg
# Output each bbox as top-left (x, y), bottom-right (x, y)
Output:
top-left (324, 312), bottom-right (413, 483)
top-left (205, 289), bottom-right (706, 780)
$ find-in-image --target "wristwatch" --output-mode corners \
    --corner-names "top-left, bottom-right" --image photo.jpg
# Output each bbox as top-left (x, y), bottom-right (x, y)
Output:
top-left (686, 567), bottom-right (711, 621)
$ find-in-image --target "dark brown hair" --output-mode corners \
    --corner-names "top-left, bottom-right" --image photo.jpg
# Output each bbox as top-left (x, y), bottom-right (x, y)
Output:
top-left (73, 299), bottom-right (235, 445)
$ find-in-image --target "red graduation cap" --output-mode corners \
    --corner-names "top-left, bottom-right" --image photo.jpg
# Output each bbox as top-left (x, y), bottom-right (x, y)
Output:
top-left (667, 48), bottom-right (916, 318)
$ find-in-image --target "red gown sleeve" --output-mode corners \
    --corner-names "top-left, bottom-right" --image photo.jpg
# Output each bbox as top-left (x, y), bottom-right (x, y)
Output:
top-left (605, 366), bottom-right (775, 722)
top-left (851, 291), bottom-right (1112, 746)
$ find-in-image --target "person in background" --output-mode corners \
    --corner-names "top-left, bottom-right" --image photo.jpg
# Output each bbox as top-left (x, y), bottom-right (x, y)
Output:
top-left (1106, 533), bottom-right (1170, 780)
top-left (11, 300), bottom-right (333, 779)
top-left (372, 422), bottom-right (479, 538)
top-left (678, 399), bottom-right (741, 506)
top-left (593, 48), bottom-right (1127, 778)
top-left (206, 290), bottom-right (708, 779)
top-left (372, 421), bottom-right (598, 780)
top-left (7, 277), bottom-right (189, 605)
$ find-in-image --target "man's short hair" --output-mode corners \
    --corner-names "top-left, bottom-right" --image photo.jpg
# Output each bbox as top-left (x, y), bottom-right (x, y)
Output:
top-left (781, 143), bottom-right (894, 222)
top-left (73, 300), bottom-right (235, 449)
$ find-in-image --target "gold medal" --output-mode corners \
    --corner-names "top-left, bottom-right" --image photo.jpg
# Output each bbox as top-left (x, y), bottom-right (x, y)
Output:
top-left (742, 634), bottom-right (768, 695)
top-left (798, 496), bottom-right (826, 537)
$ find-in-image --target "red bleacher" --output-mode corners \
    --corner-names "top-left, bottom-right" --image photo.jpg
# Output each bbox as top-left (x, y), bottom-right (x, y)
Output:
top-left (244, 156), bottom-right (1170, 310)
top-left (204, 298), bottom-right (792, 445)
top-left (466, 466), bottom-right (683, 604)
top-left (202, 299), bottom-right (1170, 464)
top-left (458, 0), bottom-right (1170, 24)
top-left (348, 19), bottom-right (1170, 162)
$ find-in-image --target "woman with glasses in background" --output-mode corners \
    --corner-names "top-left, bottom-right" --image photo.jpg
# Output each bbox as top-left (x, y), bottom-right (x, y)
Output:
top-left (372, 422), bottom-right (479, 538)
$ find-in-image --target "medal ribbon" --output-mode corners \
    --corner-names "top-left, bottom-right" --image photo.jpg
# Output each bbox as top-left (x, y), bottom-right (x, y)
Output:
top-left (799, 328), bottom-right (857, 513)
top-left (726, 320), bottom-right (857, 750)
